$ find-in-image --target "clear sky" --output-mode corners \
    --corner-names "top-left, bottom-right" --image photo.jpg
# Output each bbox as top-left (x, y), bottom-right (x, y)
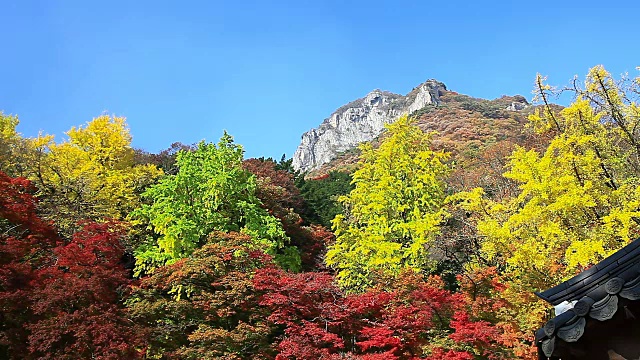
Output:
top-left (1, 0), bottom-right (638, 159)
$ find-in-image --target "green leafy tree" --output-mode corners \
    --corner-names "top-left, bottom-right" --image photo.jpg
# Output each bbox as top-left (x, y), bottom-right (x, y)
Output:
top-left (132, 133), bottom-right (299, 274)
top-left (298, 171), bottom-right (354, 227)
top-left (326, 115), bottom-right (451, 292)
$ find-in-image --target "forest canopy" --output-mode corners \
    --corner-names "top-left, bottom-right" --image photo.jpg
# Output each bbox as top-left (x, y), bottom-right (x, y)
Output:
top-left (1, 65), bottom-right (639, 359)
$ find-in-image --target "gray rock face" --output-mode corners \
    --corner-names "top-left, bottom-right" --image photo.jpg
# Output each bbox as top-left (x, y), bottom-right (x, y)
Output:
top-left (293, 80), bottom-right (446, 173)
top-left (505, 95), bottom-right (529, 111)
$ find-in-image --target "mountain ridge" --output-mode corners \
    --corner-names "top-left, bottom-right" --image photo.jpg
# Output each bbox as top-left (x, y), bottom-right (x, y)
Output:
top-left (292, 79), bottom-right (447, 173)
top-left (292, 79), bottom-right (531, 174)
top-left (294, 88), bottom-right (534, 182)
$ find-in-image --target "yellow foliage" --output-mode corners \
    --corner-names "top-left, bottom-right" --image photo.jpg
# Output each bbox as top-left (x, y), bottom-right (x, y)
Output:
top-left (455, 65), bottom-right (640, 333)
top-left (326, 115), bottom-right (451, 292)
top-left (0, 112), bottom-right (26, 175)
top-left (22, 115), bottom-right (162, 234)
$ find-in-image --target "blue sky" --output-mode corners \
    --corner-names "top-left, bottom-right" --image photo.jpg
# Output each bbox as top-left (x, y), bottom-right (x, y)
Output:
top-left (1, 0), bottom-right (638, 159)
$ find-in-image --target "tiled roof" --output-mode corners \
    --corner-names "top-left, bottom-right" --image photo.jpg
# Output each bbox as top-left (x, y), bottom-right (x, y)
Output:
top-left (534, 238), bottom-right (640, 358)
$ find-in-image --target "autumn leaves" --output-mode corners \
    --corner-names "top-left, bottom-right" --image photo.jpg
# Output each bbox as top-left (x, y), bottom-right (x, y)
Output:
top-left (1, 65), bottom-right (640, 359)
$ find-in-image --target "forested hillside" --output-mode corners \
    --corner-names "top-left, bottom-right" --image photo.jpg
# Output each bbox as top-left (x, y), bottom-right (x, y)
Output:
top-left (1, 65), bottom-right (639, 359)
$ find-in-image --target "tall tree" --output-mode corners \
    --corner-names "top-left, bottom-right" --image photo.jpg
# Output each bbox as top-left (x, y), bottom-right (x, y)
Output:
top-left (16, 115), bottom-right (162, 235)
top-left (132, 133), bottom-right (300, 274)
top-left (326, 115), bottom-right (451, 292)
top-left (454, 65), bottom-right (640, 336)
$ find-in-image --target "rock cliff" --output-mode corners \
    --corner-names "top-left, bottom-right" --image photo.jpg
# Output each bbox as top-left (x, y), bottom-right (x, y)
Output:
top-left (292, 80), bottom-right (447, 172)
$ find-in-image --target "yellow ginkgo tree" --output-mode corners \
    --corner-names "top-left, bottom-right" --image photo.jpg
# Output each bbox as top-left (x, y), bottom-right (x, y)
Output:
top-left (326, 115), bottom-right (451, 292)
top-left (454, 65), bottom-right (640, 333)
top-left (26, 115), bottom-right (162, 235)
top-left (0, 112), bottom-right (30, 177)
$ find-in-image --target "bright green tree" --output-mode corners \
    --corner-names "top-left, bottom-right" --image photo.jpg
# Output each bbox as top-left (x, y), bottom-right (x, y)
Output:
top-left (326, 115), bottom-right (451, 292)
top-left (132, 133), bottom-right (300, 274)
top-left (453, 65), bottom-right (640, 333)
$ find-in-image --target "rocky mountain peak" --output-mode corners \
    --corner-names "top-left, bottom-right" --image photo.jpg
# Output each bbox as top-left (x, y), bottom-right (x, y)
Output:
top-left (292, 80), bottom-right (447, 173)
top-left (504, 95), bottom-right (529, 111)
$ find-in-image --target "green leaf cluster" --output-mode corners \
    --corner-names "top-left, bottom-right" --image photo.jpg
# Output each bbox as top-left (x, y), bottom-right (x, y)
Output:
top-left (298, 171), bottom-right (354, 227)
top-left (132, 132), bottom-right (299, 273)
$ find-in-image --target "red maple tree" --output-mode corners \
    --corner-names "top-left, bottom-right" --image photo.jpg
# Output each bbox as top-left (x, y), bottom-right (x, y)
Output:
top-left (254, 268), bottom-right (506, 359)
top-left (0, 171), bottom-right (139, 359)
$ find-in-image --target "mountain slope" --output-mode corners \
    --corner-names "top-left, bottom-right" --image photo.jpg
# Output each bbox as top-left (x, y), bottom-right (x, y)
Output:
top-left (294, 81), bottom-right (535, 178)
top-left (292, 80), bottom-right (447, 173)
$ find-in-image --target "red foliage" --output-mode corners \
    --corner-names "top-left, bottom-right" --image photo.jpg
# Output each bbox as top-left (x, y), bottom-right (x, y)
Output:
top-left (290, 224), bottom-right (334, 271)
top-left (27, 222), bottom-right (139, 359)
top-left (254, 269), bottom-right (503, 359)
top-left (0, 171), bottom-right (139, 359)
top-left (243, 158), bottom-right (333, 270)
top-left (454, 267), bottom-right (537, 359)
top-left (449, 312), bottom-right (499, 354)
top-left (0, 172), bottom-right (58, 239)
top-left (0, 172), bottom-right (61, 356)
top-left (311, 173), bottom-right (330, 181)
top-left (357, 327), bottom-right (401, 352)
top-left (243, 158), bottom-right (304, 212)
top-left (129, 232), bottom-right (275, 359)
